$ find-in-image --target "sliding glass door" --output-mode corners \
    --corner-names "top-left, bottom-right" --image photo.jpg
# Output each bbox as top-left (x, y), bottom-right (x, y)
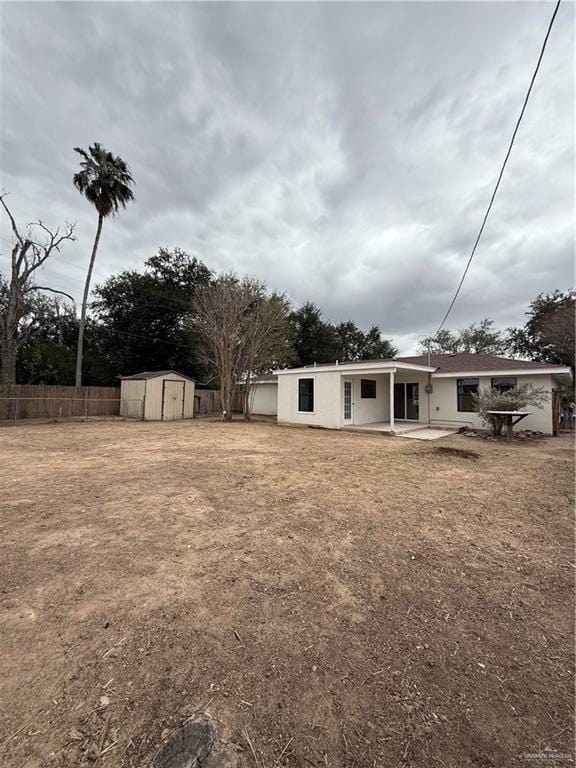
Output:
top-left (394, 382), bottom-right (419, 421)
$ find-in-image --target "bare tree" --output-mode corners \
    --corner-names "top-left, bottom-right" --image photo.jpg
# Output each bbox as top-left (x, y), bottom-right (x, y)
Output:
top-left (193, 275), bottom-right (291, 420)
top-left (0, 195), bottom-right (75, 387)
top-left (239, 291), bottom-right (291, 419)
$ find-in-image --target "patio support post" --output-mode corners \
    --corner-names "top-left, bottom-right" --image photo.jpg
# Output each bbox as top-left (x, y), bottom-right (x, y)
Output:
top-left (389, 369), bottom-right (395, 434)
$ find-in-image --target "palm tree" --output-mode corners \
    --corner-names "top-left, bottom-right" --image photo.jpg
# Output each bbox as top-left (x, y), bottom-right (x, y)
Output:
top-left (73, 143), bottom-right (134, 386)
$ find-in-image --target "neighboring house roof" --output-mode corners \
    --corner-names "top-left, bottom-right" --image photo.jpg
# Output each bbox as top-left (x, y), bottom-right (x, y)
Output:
top-left (250, 374), bottom-right (278, 384)
top-left (397, 353), bottom-right (570, 376)
top-left (237, 374), bottom-right (278, 385)
top-left (120, 370), bottom-right (196, 382)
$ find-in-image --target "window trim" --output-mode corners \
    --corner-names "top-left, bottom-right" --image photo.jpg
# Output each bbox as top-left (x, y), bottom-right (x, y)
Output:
top-left (457, 377), bottom-right (479, 413)
top-left (360, 378), bottom-right (377, 399)
top-left (491, 376), bottom-right (517, 393)
top-left (297, 376), bottom-right (315, 414)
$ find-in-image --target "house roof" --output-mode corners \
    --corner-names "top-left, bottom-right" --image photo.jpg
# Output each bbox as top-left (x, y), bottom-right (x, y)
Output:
top-left (284, 357), bottom-right (397, 370)
top-left (274, 353), bottom-right (571, 379)
top-left (274, 359), bottom-right (436, 375)
top-left (120, 370), bottom-right (196, 382)
top-left (397, 352), bottom-right (568, 374)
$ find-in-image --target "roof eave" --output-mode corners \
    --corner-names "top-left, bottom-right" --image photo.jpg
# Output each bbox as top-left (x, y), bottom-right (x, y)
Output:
top-left (274, 361), bottom-right (436, 375)
top-left (432, 367), bottom-right (572, 379)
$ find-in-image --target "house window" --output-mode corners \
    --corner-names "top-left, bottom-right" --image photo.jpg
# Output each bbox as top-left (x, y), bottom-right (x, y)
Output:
top-left (298, 378), bottom-right (314, 412)
top-left (361, 379), bottom-right (377, 399)
top-left (491, 376), bottom-right (517, 393)
top-left (457, 378), bottom-right (479, 412)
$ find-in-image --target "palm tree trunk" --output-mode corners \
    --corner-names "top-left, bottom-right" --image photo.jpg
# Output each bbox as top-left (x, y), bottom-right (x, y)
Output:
top-left (75, 213), bottom-right (103, 387)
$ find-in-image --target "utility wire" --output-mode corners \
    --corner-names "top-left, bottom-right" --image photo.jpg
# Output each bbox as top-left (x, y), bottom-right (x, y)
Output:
top-left (433, 0), bottom-right (562, 340)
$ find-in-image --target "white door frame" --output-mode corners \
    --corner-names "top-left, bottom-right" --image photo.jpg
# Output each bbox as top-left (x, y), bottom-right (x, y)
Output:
top-left (342, 378), bottom-right (354, 425)
top-left (393, 381), bottom-right (420, 421)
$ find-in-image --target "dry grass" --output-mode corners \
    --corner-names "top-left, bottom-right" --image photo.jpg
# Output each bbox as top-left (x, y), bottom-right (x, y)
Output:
top-left (0, 419), bottom-right (573, 767)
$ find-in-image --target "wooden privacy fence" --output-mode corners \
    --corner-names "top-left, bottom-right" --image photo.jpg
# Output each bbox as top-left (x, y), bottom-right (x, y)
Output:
top-left (0, 385), bottom-right (121, 421)
top-left (194, 389), bottom-right (242, 416)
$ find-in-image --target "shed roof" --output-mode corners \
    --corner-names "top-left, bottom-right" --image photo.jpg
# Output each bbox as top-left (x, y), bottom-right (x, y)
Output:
top-left (120, 370), bottom-right (196, 382)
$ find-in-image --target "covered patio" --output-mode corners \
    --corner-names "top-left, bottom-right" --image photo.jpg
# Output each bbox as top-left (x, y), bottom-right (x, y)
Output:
top-left (275, 358), bottom-right (437, 432)
top-left (337, 360), bottom-right (436, 432)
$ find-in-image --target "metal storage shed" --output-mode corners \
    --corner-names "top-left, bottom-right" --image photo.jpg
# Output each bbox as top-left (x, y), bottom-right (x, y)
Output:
top-left (120, 371), bottom-right (195, 421)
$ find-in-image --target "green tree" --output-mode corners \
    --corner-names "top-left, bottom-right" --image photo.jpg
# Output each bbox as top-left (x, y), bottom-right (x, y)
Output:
top-left (92, 249), bottom-right (212, 381)
top-left (289, 302), bottom-right (340, 366)
top-left (14, 298), bottom-right (113, 386)
top-left (359, 325), bottom-right (398, 359)
top-left (73, 143), bottom-right (135, 386)
top-left (334, 320), bottom-right (365, 361)
top-left (334, 320), bottom-right (397, 360)
top-left (17, 298), bottom-right (77, 384)
top-left (508, 290), bottom-right (575, 369)
top-left (419, 319), bottom-right (509, 355)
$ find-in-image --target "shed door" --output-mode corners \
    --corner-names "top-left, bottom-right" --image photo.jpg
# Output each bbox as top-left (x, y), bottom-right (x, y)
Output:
top-left (162, 380), bottom-right (184, 421)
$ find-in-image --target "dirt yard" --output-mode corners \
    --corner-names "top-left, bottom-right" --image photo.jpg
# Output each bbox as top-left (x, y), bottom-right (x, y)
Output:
top-left (0, 420), bottom-right (573, 767)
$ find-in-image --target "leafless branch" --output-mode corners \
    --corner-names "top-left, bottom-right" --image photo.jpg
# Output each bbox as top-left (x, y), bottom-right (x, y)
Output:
top-left (0, 195), bottom-right (77, 386)
top-left (0, 193), bottom-right (24, 247)
top-left (193, 275), bottom-right (291, 420)
top-left (25, 286), bottom-right (75, 302)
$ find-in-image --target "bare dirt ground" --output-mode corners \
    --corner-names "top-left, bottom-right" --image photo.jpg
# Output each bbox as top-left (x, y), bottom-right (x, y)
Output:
top-left (0, 419), bottom-right (573, 768)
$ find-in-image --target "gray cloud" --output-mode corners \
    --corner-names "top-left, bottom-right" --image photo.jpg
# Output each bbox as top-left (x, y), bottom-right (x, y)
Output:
top-left (1, 1), bottom-right (573, 354)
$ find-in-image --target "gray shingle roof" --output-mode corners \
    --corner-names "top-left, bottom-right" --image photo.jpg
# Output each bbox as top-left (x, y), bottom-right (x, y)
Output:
top-left (397, 352), bottom-right (565, 373)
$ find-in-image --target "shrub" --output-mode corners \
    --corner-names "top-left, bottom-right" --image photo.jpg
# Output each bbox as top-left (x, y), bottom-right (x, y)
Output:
top-left (473, 383), bottom-right (549, 435)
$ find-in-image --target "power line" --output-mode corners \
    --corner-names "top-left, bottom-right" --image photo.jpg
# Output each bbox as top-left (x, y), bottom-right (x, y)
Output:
top-left (433, 0), bottom-right (562, 339)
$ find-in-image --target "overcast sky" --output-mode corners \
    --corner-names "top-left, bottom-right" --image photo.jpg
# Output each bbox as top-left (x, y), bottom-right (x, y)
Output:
top-left (0, 1), bottom-right (573, 353)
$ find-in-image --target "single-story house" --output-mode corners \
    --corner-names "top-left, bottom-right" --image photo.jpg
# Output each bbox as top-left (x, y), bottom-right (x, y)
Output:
top-left (265, 353), bottom-right (572, 435)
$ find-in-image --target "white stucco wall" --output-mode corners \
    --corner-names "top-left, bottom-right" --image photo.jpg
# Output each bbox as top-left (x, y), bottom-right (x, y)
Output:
top-left (429, 374), bottom-right (554, 433)
top-left (346, 374), bottom-right (389, 424)
top-left (277, 370), bottom-right (342, 427)
top-left (250, 382), bottom-right (278, 415)
top-left (277, 368), bottom-right (557, 433)
top-left (277, 369), bottom-right (431, 427)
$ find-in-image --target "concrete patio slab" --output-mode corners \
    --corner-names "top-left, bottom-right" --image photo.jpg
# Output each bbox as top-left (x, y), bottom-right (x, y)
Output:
top-left (399, 427), bottom-right (459, 440)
